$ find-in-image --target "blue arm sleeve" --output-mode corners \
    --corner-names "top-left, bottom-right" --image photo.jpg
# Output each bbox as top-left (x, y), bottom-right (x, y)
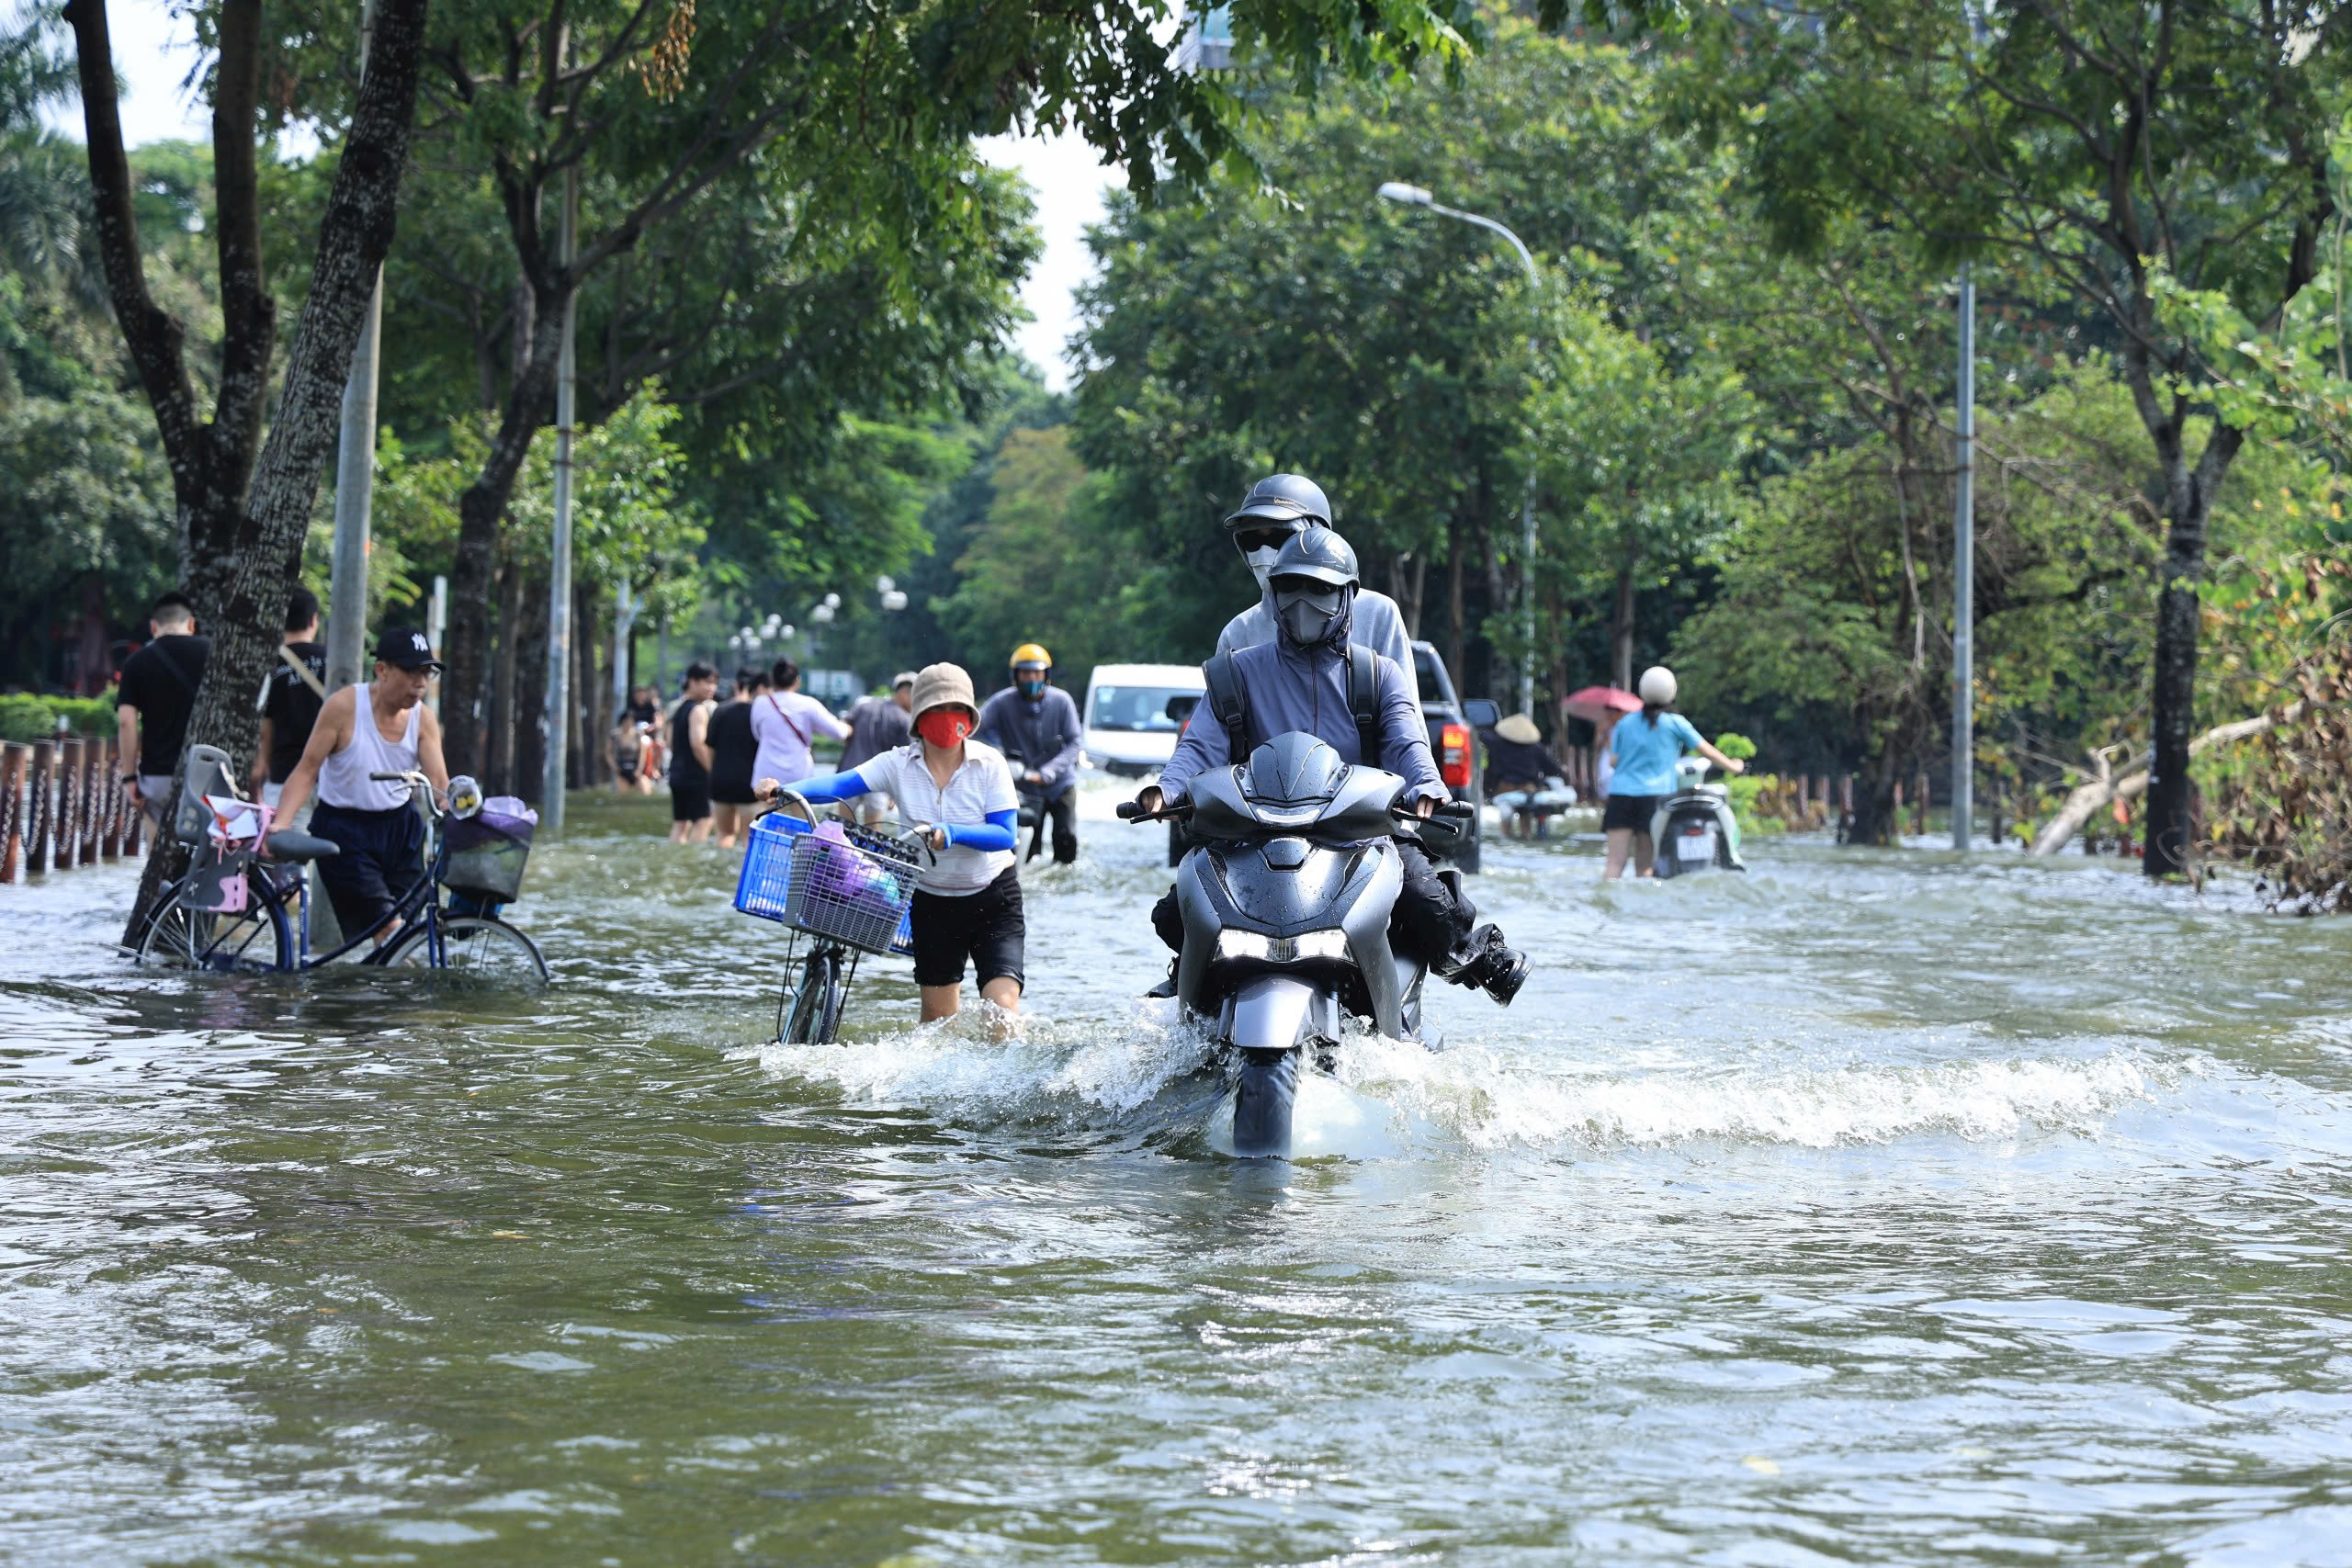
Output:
top-left (943, 808), bottom-right (1017, 852)
top-left (780, 766), bottom-right (875, 804)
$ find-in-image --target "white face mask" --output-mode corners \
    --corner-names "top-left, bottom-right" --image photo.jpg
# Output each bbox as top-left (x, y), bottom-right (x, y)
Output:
top-left (1247, 547), bottom-right (1284, 593)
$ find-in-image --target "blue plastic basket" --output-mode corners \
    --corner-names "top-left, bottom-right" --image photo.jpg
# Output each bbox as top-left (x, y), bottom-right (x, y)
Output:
top-left (735, 814), bottom-right (915, 955)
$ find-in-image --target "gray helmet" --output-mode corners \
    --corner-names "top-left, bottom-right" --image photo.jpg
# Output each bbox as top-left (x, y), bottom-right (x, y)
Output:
top-left (1221, 473), bottom-right (1331, 540)
top-left (1266, 525), bottom-right (1359, 590)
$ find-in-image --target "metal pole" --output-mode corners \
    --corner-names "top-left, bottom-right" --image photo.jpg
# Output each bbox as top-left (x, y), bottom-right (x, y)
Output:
top-left (425, 574), bottom-right (447, 715)
top-left (611, 580), bottom-right (634, 725)
top-left (542, 164), bottom-right (578, 827)
top-left (1951, 269), bottom-right (1975, 852)
top-left (325, 0), bottom-right (383, 694)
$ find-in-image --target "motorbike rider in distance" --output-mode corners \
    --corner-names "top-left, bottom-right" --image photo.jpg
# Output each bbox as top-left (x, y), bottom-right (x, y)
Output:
top-left (1217, 474), bottom-right (1419, 703)
top-left (1138, 527), bottom-right (1527, 1006)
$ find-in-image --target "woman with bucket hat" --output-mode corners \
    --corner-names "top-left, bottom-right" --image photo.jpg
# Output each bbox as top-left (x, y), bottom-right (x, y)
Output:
top-left (759, 663), bottom-right (1025, 1027)
top-left (1481, 712), bottom-right (1573, 840)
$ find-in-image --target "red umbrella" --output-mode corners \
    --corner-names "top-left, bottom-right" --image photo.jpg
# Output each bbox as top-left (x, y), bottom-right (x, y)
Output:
top-left (1561, 686), bottom-right (1642, 726)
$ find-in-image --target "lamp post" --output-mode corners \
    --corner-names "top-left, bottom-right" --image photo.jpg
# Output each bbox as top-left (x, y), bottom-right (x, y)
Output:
top-left (1378, 181), bottom-right (1540, 716)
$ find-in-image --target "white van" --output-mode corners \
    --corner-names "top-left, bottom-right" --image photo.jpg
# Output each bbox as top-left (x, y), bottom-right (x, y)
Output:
top-left (1081, 662), bottom-right (1206, 777)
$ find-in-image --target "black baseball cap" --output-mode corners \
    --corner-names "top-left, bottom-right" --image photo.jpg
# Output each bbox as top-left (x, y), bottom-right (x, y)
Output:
top-left (376, 626), bottom-right (444, 671)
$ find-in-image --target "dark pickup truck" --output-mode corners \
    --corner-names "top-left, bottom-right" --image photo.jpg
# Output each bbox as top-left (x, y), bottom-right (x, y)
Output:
top-left (1413, 640), bottom-right (1498, 874)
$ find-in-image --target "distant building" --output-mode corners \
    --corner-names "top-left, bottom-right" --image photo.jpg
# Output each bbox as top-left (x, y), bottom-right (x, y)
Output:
top-left (1175, 4), bottom-right (1233, 72)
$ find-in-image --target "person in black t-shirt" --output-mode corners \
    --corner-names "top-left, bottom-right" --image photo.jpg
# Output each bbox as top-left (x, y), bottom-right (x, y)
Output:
top-left (254, 587), bottom-right (328, 814)
top-left (114, 591), bottom-right (211, 826)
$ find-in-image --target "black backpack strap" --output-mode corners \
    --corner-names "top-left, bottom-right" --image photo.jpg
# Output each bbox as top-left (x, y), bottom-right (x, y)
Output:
top-left (1201, 651), bottom-right (1250, 761)
top-left (1347, 645), bottom-right (1382, 765)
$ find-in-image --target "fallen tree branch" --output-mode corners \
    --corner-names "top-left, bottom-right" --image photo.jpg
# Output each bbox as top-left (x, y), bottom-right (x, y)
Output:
top-left (2030, 703), bottom-right (2305, 855)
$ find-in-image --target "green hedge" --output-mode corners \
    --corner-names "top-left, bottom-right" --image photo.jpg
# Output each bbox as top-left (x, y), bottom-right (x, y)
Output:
top-left (0, 692), bottom-right (119, 743)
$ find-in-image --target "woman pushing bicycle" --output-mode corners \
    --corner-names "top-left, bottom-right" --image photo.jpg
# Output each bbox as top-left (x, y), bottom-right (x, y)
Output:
top-left (757, 663), bottom-right (1025, 1026)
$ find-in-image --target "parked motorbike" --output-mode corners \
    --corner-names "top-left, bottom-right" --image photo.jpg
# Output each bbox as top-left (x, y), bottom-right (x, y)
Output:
top-left (1650, 755), bottom-right (1747, 877)
top-left (1120, 732), bottom-right (1472, 1158)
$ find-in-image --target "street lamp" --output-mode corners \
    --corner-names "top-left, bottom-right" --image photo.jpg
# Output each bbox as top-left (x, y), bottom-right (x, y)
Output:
top-left (1379, 178), bottom-right (1542, 717)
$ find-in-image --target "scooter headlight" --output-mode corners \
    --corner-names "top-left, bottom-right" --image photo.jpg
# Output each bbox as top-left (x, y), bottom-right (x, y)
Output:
top-left (1216, 929), bottom-right (1349, 963)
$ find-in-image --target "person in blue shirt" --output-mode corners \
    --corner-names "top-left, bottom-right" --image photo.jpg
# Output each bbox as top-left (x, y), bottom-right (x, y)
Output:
top-left (1604, 665), bottom-right (1747, 879)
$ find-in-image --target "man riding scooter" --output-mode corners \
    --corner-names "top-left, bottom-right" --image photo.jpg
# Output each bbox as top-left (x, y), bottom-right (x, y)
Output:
top-left (976, 643), bottom-right (1084, 863)
top-left (1216, 474), bottom-right (1419, 702)
top-left (1137, 527), bottom-right (1527, 1007)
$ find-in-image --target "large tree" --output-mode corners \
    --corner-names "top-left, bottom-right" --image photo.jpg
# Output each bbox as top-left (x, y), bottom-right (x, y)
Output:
top-left (1671, 0), bottom-right (2346, 874)
top-left (62, 0), bottom-right (433, 942)
top-left (264, 0), bottom-right (1496, 777)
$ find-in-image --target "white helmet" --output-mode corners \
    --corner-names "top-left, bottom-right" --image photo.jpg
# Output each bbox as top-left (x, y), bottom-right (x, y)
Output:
top-left (1637, 665), bottom-right (1678, 705)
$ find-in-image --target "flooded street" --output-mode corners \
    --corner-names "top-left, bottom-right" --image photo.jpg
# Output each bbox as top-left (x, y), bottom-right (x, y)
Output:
top-left (6, 780), bottom-right (2352, 1566)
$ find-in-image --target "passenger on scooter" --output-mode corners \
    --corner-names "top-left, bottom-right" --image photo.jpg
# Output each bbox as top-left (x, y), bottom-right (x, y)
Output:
top-left (1137, 528), bottom-right (1527, 1005)
top-left (1215, 474), bottom-right (1419, 702)
top-left (756, 663), bottom-right (1026, 1027)
top-left (976, 643), bottom-right (1083, 864)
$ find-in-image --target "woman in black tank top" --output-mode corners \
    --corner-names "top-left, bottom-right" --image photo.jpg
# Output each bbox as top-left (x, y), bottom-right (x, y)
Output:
top-left (708, 700), bottom-right (758, 803)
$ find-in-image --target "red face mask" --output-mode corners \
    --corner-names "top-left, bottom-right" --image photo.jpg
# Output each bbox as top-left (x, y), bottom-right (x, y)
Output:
top-left (916, 708), bottom-right (973, 749)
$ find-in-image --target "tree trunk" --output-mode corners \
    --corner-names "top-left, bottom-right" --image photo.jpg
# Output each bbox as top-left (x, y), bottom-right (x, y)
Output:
top-left (1444, 533), bottom-right (1465, 692)
top-left (96, 0), bottom-right (429, 947)
top-left (1846, 742), bottom-right (1904, 847)
top-left (489, 560), bottom-right (522, 795)
top-left (443, 285), bottom-right (567, 774)
top-left (512, 572), bottom-right (550, 808)
top-left (1611, 539), bottom-right (1636, 691)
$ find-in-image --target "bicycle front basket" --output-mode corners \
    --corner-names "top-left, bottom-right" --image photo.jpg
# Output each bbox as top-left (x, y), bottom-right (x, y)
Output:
top-left (780, 830), bottom-right (920, 953)
top-left (444, 811), bottom-right (535, 902)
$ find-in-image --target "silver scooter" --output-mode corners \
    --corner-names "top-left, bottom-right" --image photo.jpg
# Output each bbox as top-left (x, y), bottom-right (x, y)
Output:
top-left (1121, 732), bottom-right (1471, 1158)
top-left (1650, 755), bottom-right (1747, 877)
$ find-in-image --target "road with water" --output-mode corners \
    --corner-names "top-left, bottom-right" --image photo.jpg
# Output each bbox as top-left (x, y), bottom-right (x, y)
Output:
top-left (6, 782), bottom-right (2352, 1565)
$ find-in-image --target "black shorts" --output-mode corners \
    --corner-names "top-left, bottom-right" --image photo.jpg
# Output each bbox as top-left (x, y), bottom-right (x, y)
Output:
top-left (910, 865), bottom-right (1024, 989)
top-left (311, 800), bottom-right (426, 936)
top-left (710, 773), bottom-right (757, 807)
top-left (1602, 793), bottom-right (1664, 833)
top-left (671, 774), bottom-right (712, 821)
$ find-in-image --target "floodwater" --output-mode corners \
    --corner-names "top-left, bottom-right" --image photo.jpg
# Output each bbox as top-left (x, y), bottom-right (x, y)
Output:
top-left (6, 781), bottom-right (2352, 1567)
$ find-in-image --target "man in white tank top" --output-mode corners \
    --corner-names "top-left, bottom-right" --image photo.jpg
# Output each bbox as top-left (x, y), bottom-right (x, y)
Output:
top-left (270, 627), bottom-right (452, 943)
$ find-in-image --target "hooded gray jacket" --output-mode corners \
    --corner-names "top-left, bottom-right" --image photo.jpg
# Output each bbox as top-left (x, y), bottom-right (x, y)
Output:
top-left (1160, 607), bottom-right (1444, 806)
top-left (1217, 585), bottom-right (1420, 704)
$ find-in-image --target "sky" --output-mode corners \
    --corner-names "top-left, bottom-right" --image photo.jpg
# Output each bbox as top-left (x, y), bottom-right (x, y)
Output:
top-left (50, 0), bottom-right (1122, 390)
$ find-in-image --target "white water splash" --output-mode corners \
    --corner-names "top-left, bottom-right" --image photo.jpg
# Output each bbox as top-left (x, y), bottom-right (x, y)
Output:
top-left (748, 1004), bottom-right (2168, 1158)
top-left (1334, 1037), bottom-right (2167, 1152)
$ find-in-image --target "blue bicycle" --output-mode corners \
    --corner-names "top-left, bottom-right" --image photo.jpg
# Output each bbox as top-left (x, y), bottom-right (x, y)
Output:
top-left (134, 761), bottom-right (547, 984)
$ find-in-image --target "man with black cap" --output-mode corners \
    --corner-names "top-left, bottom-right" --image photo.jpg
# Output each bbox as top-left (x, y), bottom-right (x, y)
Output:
top-left (1214, 473), bottom-right (1419, 703)
top-left (268, 627), bottom-right (451, 943)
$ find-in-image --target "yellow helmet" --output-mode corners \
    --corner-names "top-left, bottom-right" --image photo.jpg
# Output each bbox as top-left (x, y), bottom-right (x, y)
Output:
top-left (1010, 642), bottom-right (1051, 671)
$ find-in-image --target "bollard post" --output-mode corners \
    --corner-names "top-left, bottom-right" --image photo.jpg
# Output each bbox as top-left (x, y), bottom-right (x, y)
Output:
top-left (0, 743), bottom-right (21, 884)
top-left (97, 739), bottom-right (119, 859)
top-left (53, 739), bottom-right (81, 872)
top-left (1916, 768), bottom-right (1931, 838)
top-left (26, 740), bottom-right (52, 876)
top-left (78, 739), bottom-right (101, 866)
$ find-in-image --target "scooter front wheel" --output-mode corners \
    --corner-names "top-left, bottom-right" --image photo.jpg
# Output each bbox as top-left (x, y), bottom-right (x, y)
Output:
top-left (1229, 1047), bottom-right (1301, 1159)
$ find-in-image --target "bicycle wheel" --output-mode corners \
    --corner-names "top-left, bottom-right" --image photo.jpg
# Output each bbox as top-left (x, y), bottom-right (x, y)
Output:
top-left (781, 946), bottom-right (844, 1044)
top-left (135, 875), bottom-right (292, 974)
top-left (383, 914), bottom-right (549, 985)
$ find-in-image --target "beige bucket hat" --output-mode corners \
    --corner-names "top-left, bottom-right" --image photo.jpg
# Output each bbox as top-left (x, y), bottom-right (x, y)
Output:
top-left (910, 662), bottom-right (978, 720)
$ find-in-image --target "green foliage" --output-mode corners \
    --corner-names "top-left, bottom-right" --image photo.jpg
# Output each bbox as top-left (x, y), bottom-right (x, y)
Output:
top-left (0, 693), bottom-right (53, 741)
top-left (0, 691), bottom-right (113, 739)
top-left (931, 424), bottom-right (1132, 694)
top-left (1713, 731), bottom-right (1757, 761)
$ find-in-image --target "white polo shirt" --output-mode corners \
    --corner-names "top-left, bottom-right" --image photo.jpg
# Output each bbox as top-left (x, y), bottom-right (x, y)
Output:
top-left (854, 740), bottom-right (1020, 896)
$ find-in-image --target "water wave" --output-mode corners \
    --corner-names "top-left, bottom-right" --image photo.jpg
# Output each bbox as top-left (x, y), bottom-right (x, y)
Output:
top-left (747, 1008), bottom-right (2167, 1157)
